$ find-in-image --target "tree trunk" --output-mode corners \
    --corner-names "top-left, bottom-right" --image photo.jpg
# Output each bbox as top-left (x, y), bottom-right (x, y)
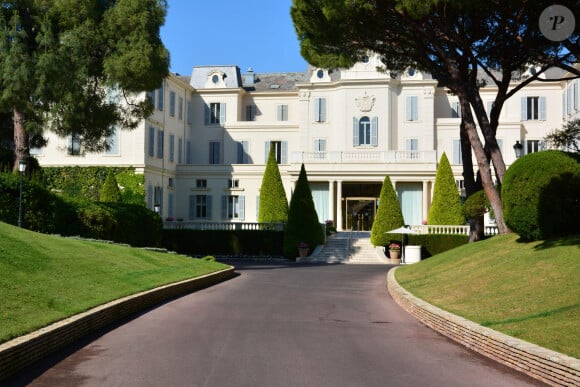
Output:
top-left (460, 119), bottom-right (485, 242)
top-left (458, 96), bottom-right (510, 234)
top-left (13, 108), bottom-right (29, 172)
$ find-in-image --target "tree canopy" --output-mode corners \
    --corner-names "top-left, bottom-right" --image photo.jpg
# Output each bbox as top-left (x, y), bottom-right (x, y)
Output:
top-left (0, 0), bottom-right (169, 170)
top-left (292, 0), bottom-right (579, 235)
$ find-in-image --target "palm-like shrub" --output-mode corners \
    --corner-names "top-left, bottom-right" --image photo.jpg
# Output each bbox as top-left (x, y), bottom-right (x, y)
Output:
top-left (258, 146), bottom-right (288, 223)
top-left (370, 175), bottom-right (404, 246)
top-left (283, 164), bottom-right (324, 257)
top-left (428, 152), bottom-right (464, 225)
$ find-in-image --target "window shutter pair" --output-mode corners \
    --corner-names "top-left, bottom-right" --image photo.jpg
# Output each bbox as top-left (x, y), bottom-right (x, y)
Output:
top-left (352, 117), bottom-right (378, 146)
top-left (237, 141), bottom-right (249, 164)
top-left (204, 103), bottom-right (227, 124)
top-left (221, 196), bottom-right (245, 220)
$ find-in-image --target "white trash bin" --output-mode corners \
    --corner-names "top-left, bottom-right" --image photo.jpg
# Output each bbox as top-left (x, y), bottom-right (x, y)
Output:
top-left (404, 245), bottom-right (421, 264)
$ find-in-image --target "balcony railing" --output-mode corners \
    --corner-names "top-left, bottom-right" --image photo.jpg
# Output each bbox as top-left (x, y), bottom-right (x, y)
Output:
top-left (290, 150), bottom-right (437, 163)
top-left (410, 224), bottom-right (499, 236)
top-left (163, 221), bottom-right (284, 231)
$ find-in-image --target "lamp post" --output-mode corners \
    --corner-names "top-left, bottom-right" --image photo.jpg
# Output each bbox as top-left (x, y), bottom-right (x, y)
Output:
top-left (18, 159), bottom-right (27, 228)
top-left (513, 140), bottom-right (523, 159)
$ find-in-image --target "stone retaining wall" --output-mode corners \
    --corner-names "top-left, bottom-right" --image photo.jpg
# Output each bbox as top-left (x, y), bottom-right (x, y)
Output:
top-left (387, 268), bottom-right (579, 386)
top-left (0, 267), bottom-right (236, 381)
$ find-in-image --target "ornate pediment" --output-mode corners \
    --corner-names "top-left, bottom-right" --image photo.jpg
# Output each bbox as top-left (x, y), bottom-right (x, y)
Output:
top-left (355, 92), bottom-right (375, 112)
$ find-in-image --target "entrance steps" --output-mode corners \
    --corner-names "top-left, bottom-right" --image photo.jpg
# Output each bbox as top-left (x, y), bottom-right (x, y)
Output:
top-left (310, 231), bottom-right (389, 265)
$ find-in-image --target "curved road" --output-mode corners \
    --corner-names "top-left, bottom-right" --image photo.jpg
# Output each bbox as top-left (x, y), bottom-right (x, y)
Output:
top-left (6, 263), bottom-right (543, 386)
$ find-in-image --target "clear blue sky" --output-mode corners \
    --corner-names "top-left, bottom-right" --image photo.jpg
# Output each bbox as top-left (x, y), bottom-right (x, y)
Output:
top-left (160, 0), bottom-right (309, 76)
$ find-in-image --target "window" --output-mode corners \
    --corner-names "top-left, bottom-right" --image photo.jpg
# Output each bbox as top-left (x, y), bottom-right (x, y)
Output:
top-left (149, 90), bottom-right (155, 108)
top-left (406, 96), bottom-right (418, 121)
top-left (209, 141), bottom-right (221, 164)
top-left (353, 116), bottom-right (378, 146)
top-left (178, 96), bottom-right (183, 120)
top-left (205, 102), bottom-right (226, 125)
top-left (222, 195), bottom-right (245, 220)
top-left (169, 91), bottom-right (176, 117)
top-left (154, 186), bottom-right (163, 214)
top-left (169, 134), bottom-right (175, 162)
top-left (157, 85), bottom-right (164, 111)
top-left (453, 139), bottom-right (462, 165)
top-left (156, 130), bottom-right (164, 158)
top-left (406, 138), bottom-right (418, 159)
top-left (67, 133), bottom-right (81, 155)
top-left (148, 127), bottom-right (155, 157)
top-left (105, 127), bottom-right (119, 155)
top-left (314, 98), bottom-right (326, 122)
top-left (178, 138), bottom-right (183, 163)
top-left (265, 141), bottom-right (287, 164)
top-left (313, 139), bottom-right (326, 160)
top-left (168, 193), bottom-right (174, 218)
top-left (246, 105), bottom-right (256, 121)
top-left (168, 178), bottom-right (174, 188)
top-left (237, 141), bottom-right (249, 164)
top-left (196, 179), bottom-right (207, 188)
top-left (189, 195), bottom-right (212, 220)
top-left (451, 101), bottom-right (460, 118)
top-left (527, 140), bottom-right (540, 154)
top-left (228, 179), bottom-right (239, 188)
top-left (521, 96), bottom-right (546, 121)
top-left (277, 104), bottom-right (288, 121)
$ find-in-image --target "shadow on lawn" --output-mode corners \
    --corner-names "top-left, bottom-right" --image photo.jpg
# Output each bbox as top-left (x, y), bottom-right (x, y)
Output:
top-left (529, 235), bottom-right (580, 250)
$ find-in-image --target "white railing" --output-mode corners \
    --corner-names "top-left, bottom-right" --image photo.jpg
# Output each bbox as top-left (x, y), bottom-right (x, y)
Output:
top-left (410, 224), bottom-right (499, 236)
top-left (163, 221), bottom-right (284, 231)
top-left (290, 150), bottom-right (437, 164)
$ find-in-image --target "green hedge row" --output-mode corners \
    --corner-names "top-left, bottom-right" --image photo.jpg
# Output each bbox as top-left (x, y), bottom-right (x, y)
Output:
top-left (162, 229), bottom-right (284, 257)
top-left (0, 172), bottom-right (161, 247)
top-left (385, 234), bottom-right (469, 258)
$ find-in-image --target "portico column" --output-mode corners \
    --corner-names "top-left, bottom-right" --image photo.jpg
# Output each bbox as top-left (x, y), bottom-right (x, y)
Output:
top-left (422, 180), bottom-right (430, 223)
top-left (336, 180), bottom-right (343, 231)
top-left (328, 180), bottom-right (335, 225)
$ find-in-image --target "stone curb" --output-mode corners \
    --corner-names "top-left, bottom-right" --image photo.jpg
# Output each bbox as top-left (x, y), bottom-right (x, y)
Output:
top-left (387, 268), bottom-right (579, 386)
top-left (0, 267), bottom-right (236, 381)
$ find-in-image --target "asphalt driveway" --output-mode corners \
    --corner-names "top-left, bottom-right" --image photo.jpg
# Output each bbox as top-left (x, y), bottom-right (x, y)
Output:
top-left (5, 263), bottom-right (543, 386)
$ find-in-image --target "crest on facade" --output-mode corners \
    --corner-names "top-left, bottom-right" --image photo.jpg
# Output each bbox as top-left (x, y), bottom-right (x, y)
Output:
top-left (355, 92), bottom-right (375, 112)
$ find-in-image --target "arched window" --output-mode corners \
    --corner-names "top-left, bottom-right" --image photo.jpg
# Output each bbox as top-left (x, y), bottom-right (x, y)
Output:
top-left (352, 116), bottom-right (378, 147)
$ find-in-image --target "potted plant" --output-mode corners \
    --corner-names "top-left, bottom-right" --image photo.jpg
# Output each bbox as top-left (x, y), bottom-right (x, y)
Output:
top-left (388, 242), bottom-right (401, 262)
top-left (298, 242), bottom-right (310, 258)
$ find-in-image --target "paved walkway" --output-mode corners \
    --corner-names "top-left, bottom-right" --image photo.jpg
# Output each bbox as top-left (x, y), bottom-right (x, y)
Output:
top-left (310, 231), bottom-right (389, 264)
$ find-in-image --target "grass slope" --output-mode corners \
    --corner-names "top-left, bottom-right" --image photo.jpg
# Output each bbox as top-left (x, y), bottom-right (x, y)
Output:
top-left (0, 222), bottom-right (229, 344)
top-left (396, 233), bottom-right (580, 358)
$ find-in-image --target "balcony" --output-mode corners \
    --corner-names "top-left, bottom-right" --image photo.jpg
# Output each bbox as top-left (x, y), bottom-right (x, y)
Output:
top-left (290, 150), bottom-right (438, 164)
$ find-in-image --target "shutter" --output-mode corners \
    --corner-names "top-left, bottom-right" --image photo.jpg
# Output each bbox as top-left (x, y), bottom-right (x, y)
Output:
top-left (170, 91), bottom-right (175, 116)
top-left (265, 141), bottom-right (270, 162)
top-left (281, 141), bottom-right (288, 164)
top-left (239, 196), bottom-right (245, 220)
top-left (407, 96), bottom-right (418, 121)
top-left (256, 196), bottom-right (260, 220)
top-left (208, 142), bottom-right (213, 164)
top-left (353, 117), bottom-right (359, 146)
top-left (157, 85), bottom-right (164, 111)
top-left (320, 98), bottom-right (326, 122)
top-left (148, 185), bottom-right (153, 209)
top-left (242, 141), bottom-right (249, 163)
top-left (186, 141), bottom-right (191, 164)
top-left (371, 117), bottom-right (378, 146)
top-left (277, 105), bottom-right (282, 121)
top-left (237, 142), bottom-right (243, 163)
top-left (187, 101), bottom-right (193, 125)
top-left (574, 81), bottom-right (578, 110)
top-left (521, 97), bottom-right (527, 120)
top-left (487, 101), bottom-right (493, 119)
top-left (221, 196), bottom-right (227, 219)
top-left (149, 91), bottom-right (155, 108)
top-left (539, 97), bottom-right (546, 120)
top-left (314, 98), bottom-right (320, 122)
top-left (168, 193), bottom-right (174, 217)
top-left (204, 104), bottom-right (210, 125)
top-left (220, 103), bottom-right (226, 124)
top-left (453, 139), bottom-right (461, 164)
top-left (148, 127), bottom-right (155, 156)
top-left (206, 196), bottom-right (213, 220)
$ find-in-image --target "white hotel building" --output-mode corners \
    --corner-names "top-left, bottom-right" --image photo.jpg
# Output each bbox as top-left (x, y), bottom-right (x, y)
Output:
top-left (35, 57), bottom-right (580, 231)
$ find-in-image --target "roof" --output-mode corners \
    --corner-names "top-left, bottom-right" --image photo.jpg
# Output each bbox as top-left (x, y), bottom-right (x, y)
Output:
top-left (244, 72), bottom-right (307, 92)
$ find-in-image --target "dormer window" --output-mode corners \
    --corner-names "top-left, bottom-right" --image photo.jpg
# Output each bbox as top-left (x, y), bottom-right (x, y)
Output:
top-left (212, 74), bottom-right (220, 84)
top-left (316, 69), bottom-right (324, 79)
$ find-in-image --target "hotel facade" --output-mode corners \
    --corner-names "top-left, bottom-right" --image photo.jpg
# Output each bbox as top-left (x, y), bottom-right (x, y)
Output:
top-left (35, 57), bottom-right (580, 231)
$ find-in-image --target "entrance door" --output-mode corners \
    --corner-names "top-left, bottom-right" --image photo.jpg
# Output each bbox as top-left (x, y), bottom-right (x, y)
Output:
top-left (346, 198), bottom-right (377, 231)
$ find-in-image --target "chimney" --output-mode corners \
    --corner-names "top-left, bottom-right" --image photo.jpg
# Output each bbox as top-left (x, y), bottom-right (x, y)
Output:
top-left (244, 67), bottom-right (255, 86)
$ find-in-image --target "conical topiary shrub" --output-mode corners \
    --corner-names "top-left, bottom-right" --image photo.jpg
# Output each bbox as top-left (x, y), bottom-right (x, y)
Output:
top-left (428, 152), bottom-right (465, 225)
top-left (283, 164), bottom-right (324, 258)
top-left (370, 175), bottom-right (404, 247)
top-left (258, 145), bottom-right (288, 223)
top-left (100, 170), bottom-right (122, 203)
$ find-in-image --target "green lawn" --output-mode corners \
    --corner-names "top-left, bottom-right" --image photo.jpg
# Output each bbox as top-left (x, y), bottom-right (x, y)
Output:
top-left (395, 233), bottom-right (580, 358)
top-left (0, 221), bottom-right (229, 344)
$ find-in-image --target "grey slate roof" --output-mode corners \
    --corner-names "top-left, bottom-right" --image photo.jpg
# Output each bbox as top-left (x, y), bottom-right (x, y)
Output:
top-left (243, 72), bottom-right (307, 91)
top-left (190, 66), bottom-right (243, 89)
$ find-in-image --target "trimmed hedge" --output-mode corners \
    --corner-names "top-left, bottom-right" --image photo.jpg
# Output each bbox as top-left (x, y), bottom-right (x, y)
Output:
top-left (163, 229), bottom-right (284, 256)
top-left (100, 169), bottom-right (122, 202)
top-left (428, 152), bottom-right (465, 225)
top-left (405, 234), bottom-right (469, 258)
top-left (371, 175), bottom-right (404, 247)
top-left (502, 150), bottom-right (580, 241)
top-left (258, 145), bottom-right (288, 223)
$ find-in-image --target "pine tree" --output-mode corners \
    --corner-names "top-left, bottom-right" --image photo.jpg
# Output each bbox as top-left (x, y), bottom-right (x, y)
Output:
top-left (258, 145), bottom-right (288, 223)
top-left (100, 170), bottom-right (122, 203)
top-left (428, 152), bottom-right (465, 225)
top-left (370, 175), bottom-right (404, 247)
top-left (283, 164), bottom-right (324, 258)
